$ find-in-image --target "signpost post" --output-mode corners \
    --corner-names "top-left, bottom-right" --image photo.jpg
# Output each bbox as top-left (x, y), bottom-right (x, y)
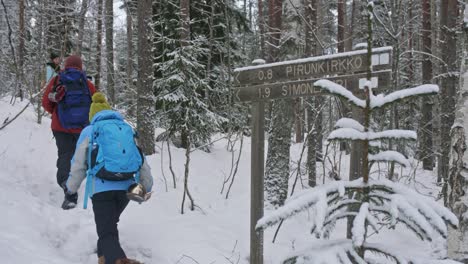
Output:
top-left (237, 47), bottom-right (393, 264)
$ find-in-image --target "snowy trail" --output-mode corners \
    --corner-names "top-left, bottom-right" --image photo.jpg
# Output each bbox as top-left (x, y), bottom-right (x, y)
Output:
top-left (0, 98), bottom-right (454, 264)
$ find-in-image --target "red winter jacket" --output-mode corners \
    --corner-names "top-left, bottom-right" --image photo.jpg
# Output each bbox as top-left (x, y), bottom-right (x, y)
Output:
top-left (42, 74), bottom-right (97, 133)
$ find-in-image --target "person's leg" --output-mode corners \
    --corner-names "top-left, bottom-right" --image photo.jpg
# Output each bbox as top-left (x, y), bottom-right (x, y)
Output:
top-left (92, 191), bottom-right (127, 264)
top-left (53, 131), bottom-right (80, 208)
top-left (114, 191), bottom-right (129, 244)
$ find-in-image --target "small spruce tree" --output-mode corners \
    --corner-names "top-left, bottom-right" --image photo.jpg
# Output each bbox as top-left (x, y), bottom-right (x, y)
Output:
top-left (256, 2), bottom-right (458, 263)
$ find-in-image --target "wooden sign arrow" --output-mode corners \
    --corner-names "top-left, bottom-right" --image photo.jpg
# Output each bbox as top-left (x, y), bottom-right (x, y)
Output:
top-left (234, 47), bottom-right (392, 87)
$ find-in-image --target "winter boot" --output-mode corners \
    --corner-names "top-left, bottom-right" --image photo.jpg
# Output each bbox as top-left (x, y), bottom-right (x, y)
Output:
top-left (61, 192), bottom-right (78, 210)
top-left (115, 258), bottom-right (143, 264)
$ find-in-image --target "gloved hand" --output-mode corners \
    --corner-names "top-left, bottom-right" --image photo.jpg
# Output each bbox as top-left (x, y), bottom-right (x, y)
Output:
top-left (144, 191), bottom-right (153, 202)
top-left (48, 85), bottom-right (66, 102)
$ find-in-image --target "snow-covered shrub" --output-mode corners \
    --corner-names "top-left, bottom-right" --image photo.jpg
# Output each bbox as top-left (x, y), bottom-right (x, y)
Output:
top-left (256, 70), bottom-right (459, 264)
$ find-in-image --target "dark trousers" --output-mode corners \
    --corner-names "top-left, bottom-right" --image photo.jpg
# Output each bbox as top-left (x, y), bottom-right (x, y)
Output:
top-left (92, 191), bottom-right (129, 263)
top-left (53, 131), bottom-right (80, 190)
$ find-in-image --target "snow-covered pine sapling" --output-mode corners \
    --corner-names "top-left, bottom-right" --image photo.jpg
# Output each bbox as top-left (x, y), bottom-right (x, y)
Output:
top-left (256, 1), bottom-right (458, 263)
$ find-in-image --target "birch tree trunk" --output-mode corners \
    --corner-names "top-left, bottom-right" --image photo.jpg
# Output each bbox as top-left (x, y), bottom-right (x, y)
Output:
top-left (136, 0), bottom-right (155, 155)
top-left (105, 0), bottom-right (115, 105)
top-left (447, 6), bottom-right (468, 261)
top-left (265, 0), bottom-right (293, 208)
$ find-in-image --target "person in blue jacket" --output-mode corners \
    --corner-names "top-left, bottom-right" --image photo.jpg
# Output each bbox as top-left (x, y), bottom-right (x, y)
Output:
top-left (65, 92), bottom-right (153, 264)
top-left (46, 52), bottom-right (61, 83)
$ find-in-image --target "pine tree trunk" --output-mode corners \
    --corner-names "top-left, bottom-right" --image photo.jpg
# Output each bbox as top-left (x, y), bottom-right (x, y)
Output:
top-left (95, 0), bottom-right (103, 90)
top-left (179, 0), bottom-right (190, 149)
top-left (76, 0), bottom-right (88, 55)
top-left (304, 0), bottom-right (318, 188)
top-left (345, 0), bottom-right (357, 51)
top-left (258, 0), bottom-right (265, 59)
top-left (105, 0), bottom-right (115, 105)
top-left (439, 0), bottom-right (460, 189)
top-left (126, 1), bottom-right (133, 91)
top-left (337, 0), bottom-right (345, 52)
top-left (180, 0), bottom-right (190, 46)
top-left (136, 0), bottom-right (155, 155)
top-left (265, 0), bottom-right (293, 208)
top-left (18, 0), bottom-right (24, 70)
top-left (419, 0), bottom-right (435, 170)
top-left (447, 7), bottom-right (468, 260)
top-left (18, 0), bottom-right (24, 100)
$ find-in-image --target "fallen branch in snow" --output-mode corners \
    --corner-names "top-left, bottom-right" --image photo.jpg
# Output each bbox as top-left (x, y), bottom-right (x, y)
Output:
top-left (189, 135), bottom-right (228, 153)
top-left (0, 84), bottom-right (47, 131)
top-left (175, 254), bottom-right (201, 264)
top-left (0, 101), bottom-right (30, 131)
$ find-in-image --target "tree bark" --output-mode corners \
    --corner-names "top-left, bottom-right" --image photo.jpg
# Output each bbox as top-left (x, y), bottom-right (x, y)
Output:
top-left (258, 0), bottom-right (266, 59)
top-left (105, 0), bottom-right (115, 105)
top-left (95, 0), bottom-right (103, 90)
top-left (420, 0), bottom-right (435, 170)
top-left (18, 0), bottom-right (24, 70)
top-left (18, 0), bottom-right (25, 100)
top-left (345, 0), bottom-right (357, 51)
top-left (76, 0), bottom-right (88, 55)
top-left (179, 0), bottom-right (190, 149)
top-left (136, 0), bottom-right (155, 155)
top-left (439, 0), bottom-right (460, 188)
top-left (304, 0), bottom-right (318, 187)
top-left (180, 0), bottom-right (190, 46)
top-left (265, 0), bottom-right (293, 208)
top-left (447, 7), bottom-right (468, 260)
top-left (337, 0), bottom-right (345, 52)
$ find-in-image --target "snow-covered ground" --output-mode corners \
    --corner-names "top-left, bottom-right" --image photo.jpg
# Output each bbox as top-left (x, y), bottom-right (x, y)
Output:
top-left (0, 97), bottom-right (454, 263)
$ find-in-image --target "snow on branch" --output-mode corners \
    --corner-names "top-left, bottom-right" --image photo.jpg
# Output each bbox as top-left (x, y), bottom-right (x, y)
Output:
top-left (370, 84), bottom-right (439, 109)
top-left (369, 151), bottom-right (410, 167)
top-left (327, 128), bottom-right (417, 141)
top-left (352, 203), bottom-right (377, 247)
top-left (282, 239), bottom-right (367, 264)
top-left (257, 179), bottom-right (458, 238)
top-left (365, 242), bottom-right (462, 264)
top-left (334, 118), bottom-right (365, 132)
top-left (314, 79), bottom-right (366, 108)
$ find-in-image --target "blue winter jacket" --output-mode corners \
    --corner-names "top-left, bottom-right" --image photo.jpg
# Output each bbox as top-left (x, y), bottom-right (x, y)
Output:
top-left (66, 110), bottom-right (153, 204)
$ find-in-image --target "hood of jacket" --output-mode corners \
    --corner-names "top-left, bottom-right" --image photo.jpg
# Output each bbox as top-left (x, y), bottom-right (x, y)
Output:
top-left (90, 110), bottom-right (124, 124)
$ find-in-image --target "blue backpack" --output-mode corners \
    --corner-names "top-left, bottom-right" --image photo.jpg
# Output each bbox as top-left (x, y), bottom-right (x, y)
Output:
top-left (56, 68), bottom-right (91, 129)
top-left (88, 118), bottom-right (143, 181)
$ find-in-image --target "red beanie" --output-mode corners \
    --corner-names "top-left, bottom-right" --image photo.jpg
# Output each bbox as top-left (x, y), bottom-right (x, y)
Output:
top-left (64, 55), bottom-right (83, 70)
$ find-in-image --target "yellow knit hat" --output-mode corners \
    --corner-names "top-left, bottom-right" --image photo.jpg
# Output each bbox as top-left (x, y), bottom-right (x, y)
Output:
top-left (89, 92), bottom-right (112, 121)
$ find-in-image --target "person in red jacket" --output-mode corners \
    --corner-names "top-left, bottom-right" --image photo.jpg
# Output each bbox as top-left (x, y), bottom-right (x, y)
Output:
top-left (42, 55), bottom-right (96, 209)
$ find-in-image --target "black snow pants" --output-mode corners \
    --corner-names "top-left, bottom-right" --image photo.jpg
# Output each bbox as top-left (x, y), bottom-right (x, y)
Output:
top-left (92, 191), bottom-right (130, 263)
top-left (53, 131), bottom-right (80, 190)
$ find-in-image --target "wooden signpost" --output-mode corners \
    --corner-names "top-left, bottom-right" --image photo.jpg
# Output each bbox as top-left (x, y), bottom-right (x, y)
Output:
top-left (234, 70), bottom-right (391, 102)
top-left (236, 47), bottom-right (393, 264)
